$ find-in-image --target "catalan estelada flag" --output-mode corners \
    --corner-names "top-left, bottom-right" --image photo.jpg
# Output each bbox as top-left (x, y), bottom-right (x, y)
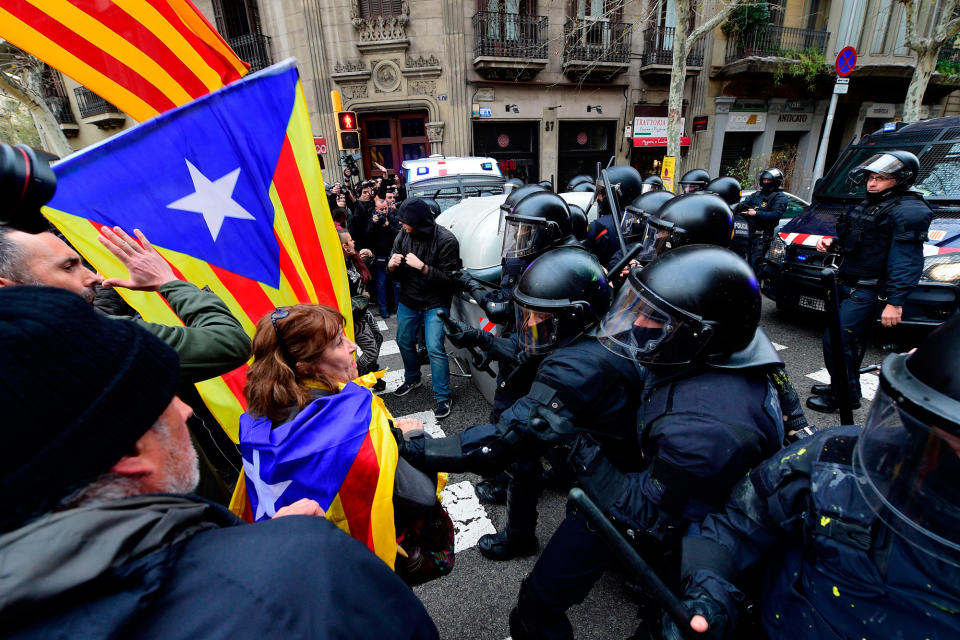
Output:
top-left (42, 60), bottom-right (353, 447)
top-left (0, 0), bottom-right (248, 122)
top-left (238, 379), bottom-right (399, 567)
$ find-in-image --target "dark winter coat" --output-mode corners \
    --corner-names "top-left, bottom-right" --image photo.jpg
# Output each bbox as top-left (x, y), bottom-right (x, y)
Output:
top-left (390, 202), bottom-right (460, 311)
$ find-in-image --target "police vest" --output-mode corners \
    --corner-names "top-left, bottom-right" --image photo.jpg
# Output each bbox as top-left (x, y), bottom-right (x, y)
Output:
top-left (835, 196), bottom-right (898, 280)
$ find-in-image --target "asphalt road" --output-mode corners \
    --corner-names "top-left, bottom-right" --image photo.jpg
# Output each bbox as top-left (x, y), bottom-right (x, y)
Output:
top-left (372, 298), bottom-right (920, 640)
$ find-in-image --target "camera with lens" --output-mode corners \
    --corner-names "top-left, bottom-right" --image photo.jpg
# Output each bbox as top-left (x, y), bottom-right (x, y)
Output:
top-left (1, 143), bottom-right (57, 234)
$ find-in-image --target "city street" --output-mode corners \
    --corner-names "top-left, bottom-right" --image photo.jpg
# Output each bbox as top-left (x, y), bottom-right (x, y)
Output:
top-left (375, 297), bottom-right (896, 640)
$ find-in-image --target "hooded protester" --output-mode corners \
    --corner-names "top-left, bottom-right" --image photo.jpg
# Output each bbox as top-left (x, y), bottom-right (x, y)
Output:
top-left (387, 198), bottom-right (462, 419)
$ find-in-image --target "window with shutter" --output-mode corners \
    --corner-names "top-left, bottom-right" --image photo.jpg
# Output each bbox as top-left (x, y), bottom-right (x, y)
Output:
top-left (360, 0), bottom-right (404, 17)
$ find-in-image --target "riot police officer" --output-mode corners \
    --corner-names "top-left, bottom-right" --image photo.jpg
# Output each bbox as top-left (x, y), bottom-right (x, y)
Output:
top-left (610, 190), bottom-right (676, 269)
top-left (677, 168), bottom-right (710, 193)
top-left (395, 248), bottom-right (645, 560)
top-left (665, 314), bottom-right (960, 640)
top-left (705, 176), bottom-right (749, 260)
top-left (509, 246), bottom-right (784, 640)
top-left (642, 175), bottom-right (665, 193)
top-left (566, 175), bottom-right (594, 191)
top-left (582, 166), bottom-right (644, 267)
top-left (807, 151), bottom-right (932, 413)
top-left (735, 168), bottom-right (787, 273)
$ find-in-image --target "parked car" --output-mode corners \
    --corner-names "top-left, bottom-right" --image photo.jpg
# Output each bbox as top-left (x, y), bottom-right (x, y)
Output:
top-left (760, 117), bottom-right (960, 325)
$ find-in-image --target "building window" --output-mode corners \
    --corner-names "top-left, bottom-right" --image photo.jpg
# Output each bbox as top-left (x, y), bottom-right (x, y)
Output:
top-left (360, 0), bottom-right (403, 17)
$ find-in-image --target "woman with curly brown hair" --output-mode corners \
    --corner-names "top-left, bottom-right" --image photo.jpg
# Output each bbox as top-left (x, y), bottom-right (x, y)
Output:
top-left (239, 304), bottom-right (454, 585)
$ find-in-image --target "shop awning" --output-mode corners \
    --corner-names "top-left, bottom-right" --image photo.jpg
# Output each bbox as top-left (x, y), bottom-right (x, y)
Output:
top-left (632, 136), bottom-right (691, 147)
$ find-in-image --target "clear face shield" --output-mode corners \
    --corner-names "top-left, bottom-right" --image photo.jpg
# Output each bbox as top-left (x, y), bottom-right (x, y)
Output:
top-left (515, 304), bottom-right (561, 354)
top-left (597, 277), bottom-right (711, 364)
top-left (854, 384), bottom-right (960, 567)
top-left (636, 217), bottom-right (676, 260)
top-left (848, 153), bottom-right (905, 185)
top-left (619, 205), bottom-right (649, 242)
top-left (501, 215), bottom-right (549, 259)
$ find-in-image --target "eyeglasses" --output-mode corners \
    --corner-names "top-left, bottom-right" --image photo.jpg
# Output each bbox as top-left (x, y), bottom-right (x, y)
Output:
top-left (270, 307), bottom-right (294, 364)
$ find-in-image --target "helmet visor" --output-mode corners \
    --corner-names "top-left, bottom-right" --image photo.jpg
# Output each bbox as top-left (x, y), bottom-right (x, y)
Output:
top-left (501, 216), bottom-right (546, 258)
top-left (855, 386), bottom-right (960, 566)
top-left (598, 278), bottom-right (707, 364)
top-left (637, 217), bottom-right (674, 259)
top-left (619, 206), bottom-right (648, 242)
top-left (849, 153), bottom-right (905, 184)
top-left (515, 304), bottom-right (560, 354)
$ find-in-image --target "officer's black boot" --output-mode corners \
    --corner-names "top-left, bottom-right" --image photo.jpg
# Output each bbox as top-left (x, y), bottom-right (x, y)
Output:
top-left (509, 576), bottom-right (575, 640)
top-left (478, 462), bottom-right (540, 560)
top-left (475, 471), bottom-right (508, 505)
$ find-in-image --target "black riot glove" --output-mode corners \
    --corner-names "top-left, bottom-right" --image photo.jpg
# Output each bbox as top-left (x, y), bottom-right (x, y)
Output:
top-left (444, 318), bottom-right (494, 351)
top-left (568, 433), bottom-right (624, 514)
top-left (660, 593), bottom-right (729, 640)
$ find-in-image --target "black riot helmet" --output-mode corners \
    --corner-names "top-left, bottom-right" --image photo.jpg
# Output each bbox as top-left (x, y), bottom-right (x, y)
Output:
top-left (420, 197), bottom-right (441, 218)
top-left (855, 315), bottom-right (960, 567)
top-left (602, 165), bottom-right (645, 209)
top-left (1, 143), bottom-right (57, 234)
top-left (620, 190), bottom-right (674, 243)
top-left (635, 193), bottom-right (734, 260)
top-left (849, 150), bottom-right (920, 189)
top-left (705, 176), bottom-right (742, 206)
top-left (505, 177), bottom-right (526, 191)
top-left (537, 180), bottom-right (555, 192)
top-left (568, 203), bottom-right (588, 241)
top-left (513, 247), bottom-right (612, 354)
top-left (678, 168), bottom-right (710, 193)
top-left (570, 182), bottom-right (596, 193)
top-left (499, 183), bottom-right (548, 232)
top-left (501, 192), bottom-right (573, 259)
top-left (758, 168), bottom-right (784, 194)
top-left (599, 245), bottom-right (760, 367)
top-left (641, 175), bottom-right (664, 194)
top-left (567, 174), bottom-right (594, 191)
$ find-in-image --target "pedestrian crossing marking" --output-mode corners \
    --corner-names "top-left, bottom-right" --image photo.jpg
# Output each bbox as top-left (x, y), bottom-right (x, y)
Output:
top-left (805, 368), bottom-right (879, 401)
top-left (397, 409), bottom-right (443, 438)
top-left (773, 342), bottom-right (788, 351)
top-left (381, 339), bottom-right (399, 356)
top-left (377, 319), bottom-right (388, 331)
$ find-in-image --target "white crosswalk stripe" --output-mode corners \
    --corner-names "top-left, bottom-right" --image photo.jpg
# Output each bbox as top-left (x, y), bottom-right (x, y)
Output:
top-left (377, 319), bottom-right (388, 332)
top-left (374, 369), bottom-right (432, 395)
top-left (381, 339), bottom-right (400, 356)
top-left (805, 368), bottom-right (879, 400)
top-left (773, 342), bottom-right (788, 351)
top-left (393, 408), bottom-right (495, 552)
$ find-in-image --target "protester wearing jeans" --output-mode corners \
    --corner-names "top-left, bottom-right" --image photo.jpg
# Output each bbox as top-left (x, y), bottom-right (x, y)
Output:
top-left (388, 198), bottom-right (461, 419)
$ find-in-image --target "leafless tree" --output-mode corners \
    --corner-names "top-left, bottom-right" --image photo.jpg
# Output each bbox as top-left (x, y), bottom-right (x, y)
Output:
top-left (899, 0), bottom-right (960, 122)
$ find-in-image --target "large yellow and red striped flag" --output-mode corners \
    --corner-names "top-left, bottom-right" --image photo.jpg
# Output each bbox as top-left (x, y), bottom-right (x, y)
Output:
top-left (42, 60), bottom-right (353, 443)
top-left (0, 0), bottom-right (248, 122)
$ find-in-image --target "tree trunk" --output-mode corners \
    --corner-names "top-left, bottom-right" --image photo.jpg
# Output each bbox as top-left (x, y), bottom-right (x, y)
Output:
top-left (903, 46), bottom-right (937, 122)
top-left (0, 73), bottom-right (73, 158)
top-left (667, 0), bottom-right (691, 168)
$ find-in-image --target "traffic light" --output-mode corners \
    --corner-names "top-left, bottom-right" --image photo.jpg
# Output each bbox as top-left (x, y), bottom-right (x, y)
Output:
top-left (336, 110), bottom-right (360, 151)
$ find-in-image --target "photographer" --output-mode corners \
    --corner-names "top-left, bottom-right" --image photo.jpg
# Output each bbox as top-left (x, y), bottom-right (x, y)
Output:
top-left (348, 180), bottom-right (376, 251)
top-left (367, 197), bottom-right (401, 318)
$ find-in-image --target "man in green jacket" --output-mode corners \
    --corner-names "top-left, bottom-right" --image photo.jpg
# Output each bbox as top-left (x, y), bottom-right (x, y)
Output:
top-left (0, 224), bottom-right (251, 502)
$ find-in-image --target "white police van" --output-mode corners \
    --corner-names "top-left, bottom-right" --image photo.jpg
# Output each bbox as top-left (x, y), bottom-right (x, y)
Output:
top-left (403, 155), bottom-right (505, 212)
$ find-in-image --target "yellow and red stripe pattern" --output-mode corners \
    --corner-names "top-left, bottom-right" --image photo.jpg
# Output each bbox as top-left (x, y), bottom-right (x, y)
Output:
top-left (0, 0), bottom-right (248, 122)
top-left (43, 62), bottom-right (352, 443)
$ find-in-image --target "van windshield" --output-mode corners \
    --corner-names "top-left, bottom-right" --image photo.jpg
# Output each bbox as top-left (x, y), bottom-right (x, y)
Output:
top-left (816, 140), bottom-right (960, 202)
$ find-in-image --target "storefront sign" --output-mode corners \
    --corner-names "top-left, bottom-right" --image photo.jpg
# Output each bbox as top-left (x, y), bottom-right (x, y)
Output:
top-left (784, 100), bottom-right (815, 113)
top-left (661, 156), bottom-right (676, 193)
top-left (692, 115), bottom-right (708, 132)
top-left (632, 116), bottom-right (690, 147)
top-left (731, 99), bottom-right (767, 112)
top-left (726, 111), bottom-right (766, 132)
top-left (479, 107), bottom-right (492, 118)
top-left (775, 112), bottom-right (813, 131)
top-left (314, 137), bottom-right (327, 154)
top-left (866, 103), bottom-right (896, 118)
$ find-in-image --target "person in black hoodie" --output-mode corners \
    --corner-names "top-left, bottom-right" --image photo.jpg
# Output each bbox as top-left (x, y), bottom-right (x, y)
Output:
top-left (388, 198), bottom-right (461, 419)
top-left (367, 197), bottom-right (401, 318)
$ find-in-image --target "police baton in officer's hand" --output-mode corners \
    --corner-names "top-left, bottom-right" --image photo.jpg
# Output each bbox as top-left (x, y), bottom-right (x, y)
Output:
top-left (601, 168), bottom-right (629, 257)
top-left (607, 244), bottom-right (644, 287)
top-left (436, 309), bottom-right (495, 377)
top-left (820, 269), bottom-right (855, 425)
top-left (568, 488), bottom-right (699, 640)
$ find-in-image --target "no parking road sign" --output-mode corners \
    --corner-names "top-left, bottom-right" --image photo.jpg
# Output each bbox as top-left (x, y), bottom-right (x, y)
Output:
top-left (836, 46), bottom-right (857, 77)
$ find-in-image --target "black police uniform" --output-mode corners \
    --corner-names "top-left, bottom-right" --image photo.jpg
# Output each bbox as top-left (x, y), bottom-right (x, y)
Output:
top-left (738, 188), bottom-right (787, 273)
top-left (582, 211), bottom-right (620, 268)
top-left (510, 340), bottom-right (785, 640)
top-left (822, 189), bottom-right (932, 403)
top-left (670, 425), bottom-right (960, 640)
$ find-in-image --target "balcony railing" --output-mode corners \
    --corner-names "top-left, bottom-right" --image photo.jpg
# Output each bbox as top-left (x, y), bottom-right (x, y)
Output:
top-left (228, 33), bottom-right (272, 73)
top-left (725, 25), bottom-right (829, 64)
top-left (563, 19), bottom-right (632, 65)
top-left (73, 87), bottom-right (120, 118)
top-left (45, 95), bottom-right (77, 125)
top-left (641, 26), bottom-right (705, 67)
top-left (473, 11), bottom-right (548, 59)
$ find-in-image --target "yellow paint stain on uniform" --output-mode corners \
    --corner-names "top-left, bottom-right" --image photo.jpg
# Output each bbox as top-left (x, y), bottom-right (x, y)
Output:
top-left (781, 447), bottom-right (808, 463)
top-left (832, 585), bottom-right (841, 597)
top-left (821, 516), bottom-right (832, 527)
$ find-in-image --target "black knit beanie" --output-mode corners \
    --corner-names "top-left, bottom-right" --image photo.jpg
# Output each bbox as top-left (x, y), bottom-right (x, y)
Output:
top-left (0, 286), bottom-right (180, 532)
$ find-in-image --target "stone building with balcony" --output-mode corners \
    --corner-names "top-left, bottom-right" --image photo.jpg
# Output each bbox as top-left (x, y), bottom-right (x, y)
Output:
top-left (685, 0), bottom-right (960, 199)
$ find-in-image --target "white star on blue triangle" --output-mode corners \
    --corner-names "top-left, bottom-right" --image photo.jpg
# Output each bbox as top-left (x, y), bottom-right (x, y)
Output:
top-left (166, 159), bottom-right (256, 241)
top-left (242, 449), bottom-right (292, 520)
